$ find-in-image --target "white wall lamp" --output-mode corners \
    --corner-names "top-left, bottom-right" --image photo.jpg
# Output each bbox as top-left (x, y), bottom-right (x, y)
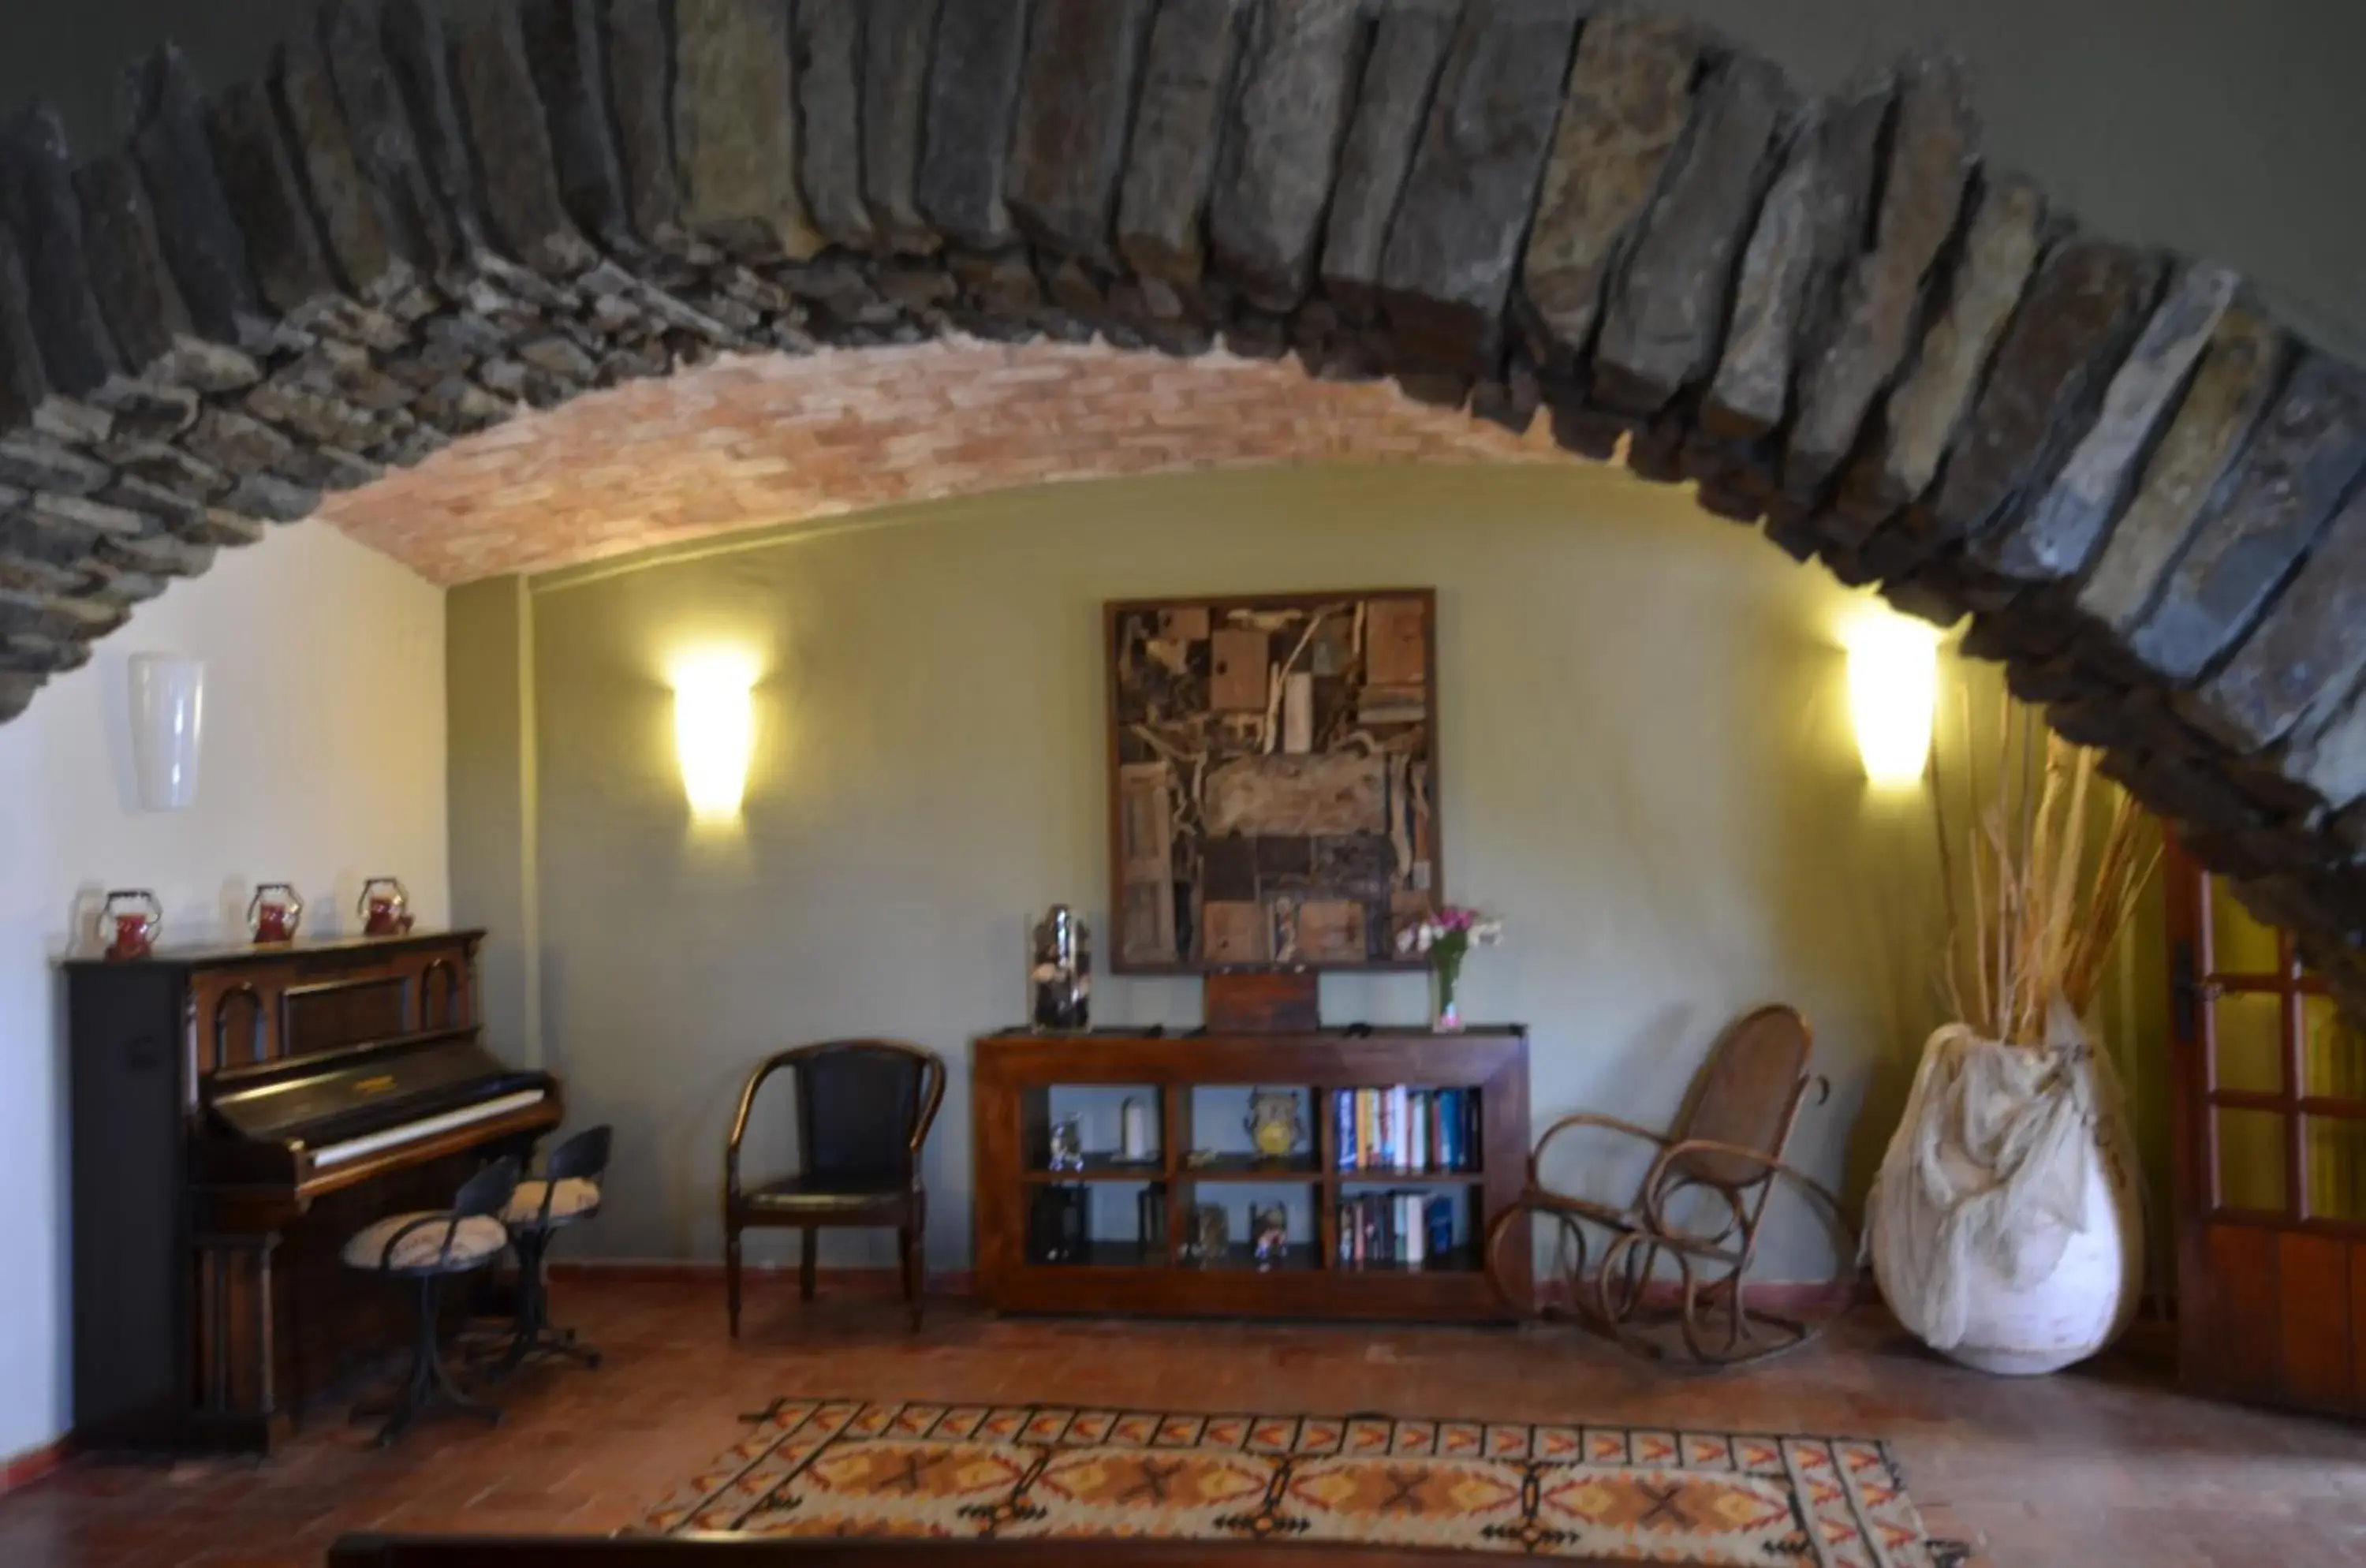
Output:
top-left (671, 652), bottom-right (756, 823)
top-left (1844, 611), bottom-right (1941, 790)
top-left (129, 653), bottom-right (205, 812)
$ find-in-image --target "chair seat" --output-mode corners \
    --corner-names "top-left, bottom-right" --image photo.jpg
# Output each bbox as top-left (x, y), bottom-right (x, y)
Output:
top-left (506, 1177), bottom-right (603, 1230)
top-left (740, 1172), bottom-right (916, 1214)
top-left (343, 1213), bottom-right (509, 1274)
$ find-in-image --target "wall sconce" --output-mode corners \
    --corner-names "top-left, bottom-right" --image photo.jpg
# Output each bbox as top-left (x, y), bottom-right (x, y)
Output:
top-left (672, 654), bottom-right (756, 823)
top-left (1844, 612), bottom-right (1939, 789)
top-left (129, 653), bottom-right (204, 811)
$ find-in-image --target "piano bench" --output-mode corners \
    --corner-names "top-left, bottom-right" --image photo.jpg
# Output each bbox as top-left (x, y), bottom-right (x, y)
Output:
top-left (503, 1178), bottom-right (601, 1230)
top-left (343, 1214), bottom-right (508, 1275)
top-left (342, 1159), bottom-right (521, 1448)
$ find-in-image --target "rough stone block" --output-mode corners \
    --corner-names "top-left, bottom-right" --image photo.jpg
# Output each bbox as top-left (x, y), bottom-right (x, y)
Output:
top-left (2069, 306), bottom-right (2286, 659)
top-left (1882, 237), bottom-right (2161, 572)
top-left (207, 80), bottom-right (342, 318)
top-left (276, 32), bottom-right (418, 310)
top-left (124, 47), bottom-right (264, 348)
top-left (862, 0), bottom-right (945, 254)
top-left (1208, 0), bottom-right (1369, 312)
top-left (1786, 55), bottom-right (1976, 498)
top-left (1513, 12), bottom-right (1696, 382)
top-left (1319, 0), bottom-right (1457, 315)
top-left (603, 0), bottom-right (685, 248)
top-left (1702, 81), bottom-right (1887, 442)
top-left (380, 0), bottom-right (490, 257)
top-left (518, 0), bottom-right (633, 248)
top-left (450, 1), bottom-right (595, 275)
top-left (1117, 0), bottom-right (1249, 289)
top-left (1592, 53), bottom-right (1796, 415)
top-left (1835, 177), bottom-right (2046, 529)
top-left (1007, 0), bottom-right (1158, 264)
top-left (674, 0), bottom-right (821, 260)
top-left (2124, 352), bottom-right (2366, 685)
top-left (62, 155), bottom-right (173, 384)
top-left (793, 0), bottom-right (875, 252)
top-left (0, 432), bottom-right (110, 497)
top-left (1382, 0), bottom-right (1588, 375)
top-left (916, 0), bottom-right (1032, 251)
top-left (319, 0), bottom-right (461, 274)
top-left (0, 109), bottom-right (123, 398)
top-left (2183, 483), bottom-right (2366, 754)
top-left (1975, 263), bottom-right (2243, 590)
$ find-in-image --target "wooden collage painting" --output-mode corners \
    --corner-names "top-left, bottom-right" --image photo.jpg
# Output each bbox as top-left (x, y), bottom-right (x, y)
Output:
top-left (1106, 590), bottom-right (1439, 973)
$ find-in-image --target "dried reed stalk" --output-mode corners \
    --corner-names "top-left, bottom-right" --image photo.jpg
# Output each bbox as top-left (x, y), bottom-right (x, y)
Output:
top-left (1937, 701), bottom-right (2159, 1047)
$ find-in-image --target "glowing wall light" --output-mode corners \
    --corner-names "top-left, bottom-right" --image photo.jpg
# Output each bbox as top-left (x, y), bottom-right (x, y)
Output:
top-left (1844, 611), bottom-right (1941, 788)
top-left (671, 653), bottom-right (756, 823)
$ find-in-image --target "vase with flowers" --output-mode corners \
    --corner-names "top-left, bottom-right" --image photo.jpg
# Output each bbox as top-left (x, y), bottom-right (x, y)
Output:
top-left (1396, 905), bottom-right (1505, 1032)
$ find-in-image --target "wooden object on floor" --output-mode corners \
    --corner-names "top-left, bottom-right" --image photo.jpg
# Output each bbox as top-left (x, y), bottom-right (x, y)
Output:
top-left (971, 1027), bottom-right (1529, 1322)
top-left (63, 928), bottom-right (560, 1454)
top-left (1482, 1005), bottom-right (1853, 1368)
top-left (724, 1040), bottom-right (947, 1336)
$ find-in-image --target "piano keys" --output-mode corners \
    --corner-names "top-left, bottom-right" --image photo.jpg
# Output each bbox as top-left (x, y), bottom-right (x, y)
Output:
top-left (65, 928), bottom-right (562, 1454)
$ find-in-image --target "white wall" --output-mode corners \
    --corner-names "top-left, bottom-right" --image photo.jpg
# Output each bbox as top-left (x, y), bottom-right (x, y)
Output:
top-left (0, 521), bottom-right (447, 1464)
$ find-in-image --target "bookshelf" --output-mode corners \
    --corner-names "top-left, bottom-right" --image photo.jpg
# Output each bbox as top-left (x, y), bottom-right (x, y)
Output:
top-left (971, 1027), bottom-right (1530, 1322)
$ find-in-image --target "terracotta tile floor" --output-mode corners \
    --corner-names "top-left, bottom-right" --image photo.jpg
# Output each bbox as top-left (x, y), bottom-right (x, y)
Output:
top-left (5, 1279), bottom-right (2365, 1566)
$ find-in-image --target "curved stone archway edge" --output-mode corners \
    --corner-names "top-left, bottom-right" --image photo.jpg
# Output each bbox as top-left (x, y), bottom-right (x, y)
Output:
top-left (0, 0), bottom-right (2360, 1010)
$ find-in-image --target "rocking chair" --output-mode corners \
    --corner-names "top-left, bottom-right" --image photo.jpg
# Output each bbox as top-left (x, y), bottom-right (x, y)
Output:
top-left (1483, 1004), bottom-right (1856, 1368)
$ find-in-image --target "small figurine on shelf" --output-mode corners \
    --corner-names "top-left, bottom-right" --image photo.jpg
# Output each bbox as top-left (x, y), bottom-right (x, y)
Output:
top-left (247, 883), bottom-right (304, 945)
top-left (1029, 905), bottom-right (1092, 1030)
top-left (1395, 904), bottom-right (1506, 1032)
top-left (359, 876), bottom-right (412, 936)
top-left (1251, 1202), bottom-right (1289, 1269)
top-left (1245, 1088), bottom-right (1305, 1162)
top-left (103, 890), bottom-right (162, 960)
top-left (1048, 1114), bottom-right (1085, 1172)
top-left (1188, 1203), bottom-right (1229, 1266)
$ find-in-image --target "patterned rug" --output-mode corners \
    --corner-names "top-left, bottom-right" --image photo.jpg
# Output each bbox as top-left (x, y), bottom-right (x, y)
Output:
top-left (640, 1399), bottom-right (1952, 1567)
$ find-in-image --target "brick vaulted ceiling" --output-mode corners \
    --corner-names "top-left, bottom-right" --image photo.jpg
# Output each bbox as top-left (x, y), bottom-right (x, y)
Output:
top-left (319, 339), bottom-right (1562, 584)
top-left (0, 0), bottom-right (2362, 1011)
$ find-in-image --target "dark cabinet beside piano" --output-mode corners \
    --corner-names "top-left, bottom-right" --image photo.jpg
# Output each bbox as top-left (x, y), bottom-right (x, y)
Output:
top-left (65, 928), bottom-right (561, 1453)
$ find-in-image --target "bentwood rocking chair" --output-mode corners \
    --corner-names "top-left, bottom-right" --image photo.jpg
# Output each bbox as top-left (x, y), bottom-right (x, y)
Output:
top-left (724, 1040), bottom-right (946, 1336)
top-left (1484, 1005), bottom-right (1856, 1368)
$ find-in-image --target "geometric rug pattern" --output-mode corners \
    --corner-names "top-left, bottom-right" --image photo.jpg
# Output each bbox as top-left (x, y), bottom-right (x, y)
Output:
top-left (639, 1398), bottom-right (1950, 1567)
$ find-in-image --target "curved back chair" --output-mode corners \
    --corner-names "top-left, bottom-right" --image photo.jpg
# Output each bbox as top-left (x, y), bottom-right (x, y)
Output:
top-left (487, 1123), bottom-right (613, 1379)
top-left (1483, 1006), bottom-right (1855, 1368)
top-left (724, 1040), bottom-right (946, 1336)
top-left (340, 1156), bottom-right (520, 1446)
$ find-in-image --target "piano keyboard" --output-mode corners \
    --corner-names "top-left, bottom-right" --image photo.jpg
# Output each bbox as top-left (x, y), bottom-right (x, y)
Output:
top-left (308, 1088), bottom-right (550, 1170)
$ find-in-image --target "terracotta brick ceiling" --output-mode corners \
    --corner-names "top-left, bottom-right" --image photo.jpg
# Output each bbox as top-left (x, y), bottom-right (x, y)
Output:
top-left (318, 340), bottom-right (1566, 585)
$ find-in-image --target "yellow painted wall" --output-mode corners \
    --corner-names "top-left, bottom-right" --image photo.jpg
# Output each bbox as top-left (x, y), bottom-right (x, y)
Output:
top-left (463, 462), bottom-right (2173, 1278)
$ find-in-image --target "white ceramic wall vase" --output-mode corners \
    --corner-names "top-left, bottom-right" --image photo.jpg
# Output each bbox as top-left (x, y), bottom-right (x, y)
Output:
top-left (129, 654), bottom-right (205, 812)
top-left (1866, 1014), bottom-right (2144, 1376)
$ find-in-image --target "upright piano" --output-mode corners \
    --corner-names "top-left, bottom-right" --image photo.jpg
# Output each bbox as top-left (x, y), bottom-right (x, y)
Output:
top-left (65, 928), bottom-right (562, 1453)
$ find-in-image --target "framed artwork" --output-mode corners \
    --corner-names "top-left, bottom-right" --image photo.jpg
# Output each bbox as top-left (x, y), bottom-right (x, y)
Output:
top-left (1104, 588), bottom-right (1440, 973)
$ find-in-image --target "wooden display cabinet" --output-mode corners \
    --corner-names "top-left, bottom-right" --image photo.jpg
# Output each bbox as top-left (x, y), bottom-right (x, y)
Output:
top-left (972, 1027), bottom-right (1530, 1321)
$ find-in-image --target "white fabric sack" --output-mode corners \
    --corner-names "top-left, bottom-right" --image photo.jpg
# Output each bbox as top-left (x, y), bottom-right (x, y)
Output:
top-left (1868, 1001), bottom-right (2140, 1369)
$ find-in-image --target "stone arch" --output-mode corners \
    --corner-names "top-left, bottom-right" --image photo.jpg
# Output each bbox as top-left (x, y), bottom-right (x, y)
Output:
top-left (0, 0), bottom-right (2360, 1007)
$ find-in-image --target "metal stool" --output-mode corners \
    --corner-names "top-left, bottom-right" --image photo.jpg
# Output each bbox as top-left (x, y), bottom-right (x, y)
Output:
top-left (341, 1157), bottom-right (519, 1447)
top-left (483, 1125), bottom-right (610, 1379)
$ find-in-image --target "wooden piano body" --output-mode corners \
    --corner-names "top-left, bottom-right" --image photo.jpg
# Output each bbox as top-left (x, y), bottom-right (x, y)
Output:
top-left (65, 928), bottom-right (561, 1454)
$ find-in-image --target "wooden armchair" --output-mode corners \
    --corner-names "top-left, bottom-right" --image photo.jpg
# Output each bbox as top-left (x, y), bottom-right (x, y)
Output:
top-left (1483, 1005), bottom-right (1855, 1367)
top-left (724, 1040), bottom-right (946, 1336)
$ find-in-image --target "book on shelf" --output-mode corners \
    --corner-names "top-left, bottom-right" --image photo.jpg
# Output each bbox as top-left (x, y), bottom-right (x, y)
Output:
top-left (1335, 1192), bottom-right (1458, 1270)
top-left (1330, 1086), bottom-right (1482, 1174)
